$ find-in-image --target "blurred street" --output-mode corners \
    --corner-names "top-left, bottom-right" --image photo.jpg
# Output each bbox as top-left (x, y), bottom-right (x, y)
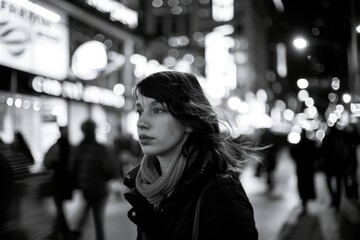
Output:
top-left (1, 1), bottom-right (360, 240)
top-left (15, 146), bottom-right (359, 240)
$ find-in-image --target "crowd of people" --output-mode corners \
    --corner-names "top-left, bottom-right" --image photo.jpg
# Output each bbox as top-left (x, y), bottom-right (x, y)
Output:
top-left (0, 119), bottom-right (141, 240)
top-left (256, 123), bottom-right (359, 214)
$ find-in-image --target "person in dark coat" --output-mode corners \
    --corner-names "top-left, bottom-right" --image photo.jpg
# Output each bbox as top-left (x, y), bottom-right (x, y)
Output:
top-left (43, 126), bottom-right (74, 239)
top-left (320, 126), bottom-right (353, 210)
top-left (0, 139), bottom-right (16, 238)
top-left (123, 71), bottom-right (258, 240)
top-left (0, 133), bottom-right (33, 239)
top-left (256, 128), bottom-right (283, 191)
top-left (289, 130), bottom-right (319, 212)
top-left (12, 132), bottom-right (35, 166)
top-left (71, 119), bottom-right (116, 240)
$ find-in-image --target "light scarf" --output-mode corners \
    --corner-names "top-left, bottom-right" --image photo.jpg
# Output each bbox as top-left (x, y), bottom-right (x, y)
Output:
top-left (135, 154), bottom-right (187, 208)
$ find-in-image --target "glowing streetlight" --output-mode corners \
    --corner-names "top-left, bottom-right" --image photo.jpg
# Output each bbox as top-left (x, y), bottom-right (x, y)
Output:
top-left (356, 25), bottom-right (360, 33)
top-left (297, 78), bottom-right (309, 89)
top-left (293, 37), bottom-right (308, 49)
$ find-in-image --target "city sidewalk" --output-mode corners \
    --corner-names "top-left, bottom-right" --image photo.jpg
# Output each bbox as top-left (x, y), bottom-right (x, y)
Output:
top-left (277, 192), bottom-right (360, 240)
top-left (241, 147), bottom-right (360, 240)
top-left (241, 147), bottom-right (301, 240)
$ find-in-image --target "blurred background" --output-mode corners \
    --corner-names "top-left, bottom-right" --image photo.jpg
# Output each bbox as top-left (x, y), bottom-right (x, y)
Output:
top-left (0, 0), bottom-right (360, 240)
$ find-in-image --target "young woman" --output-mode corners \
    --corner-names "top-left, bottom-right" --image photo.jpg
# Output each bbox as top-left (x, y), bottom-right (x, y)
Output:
top-left (124, 71), bottom-right (258, 240)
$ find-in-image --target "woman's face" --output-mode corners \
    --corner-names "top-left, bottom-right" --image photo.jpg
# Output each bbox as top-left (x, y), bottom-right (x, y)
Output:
top-left (135, 95), bottom-right (190, 159)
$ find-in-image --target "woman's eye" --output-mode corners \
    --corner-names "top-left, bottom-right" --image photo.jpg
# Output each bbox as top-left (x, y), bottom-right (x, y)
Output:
top-left (153, 108), bottom-right (166, 114)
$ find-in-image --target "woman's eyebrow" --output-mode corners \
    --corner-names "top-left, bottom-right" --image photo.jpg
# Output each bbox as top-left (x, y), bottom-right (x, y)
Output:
top-left (151, 101), bottom-right (163, 107)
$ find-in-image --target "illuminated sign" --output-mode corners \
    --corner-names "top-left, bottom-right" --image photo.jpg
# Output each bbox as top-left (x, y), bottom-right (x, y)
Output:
top-left (0, 0), bottom-right (69, 79)
top-left (212, 0), bottom-right (234, 22)
top-left (31, 76), bottom-right (125, 108)
top-left (71, 41), bottom-right (108, 80)
top-left (85, 0), bottom-right (138, 28)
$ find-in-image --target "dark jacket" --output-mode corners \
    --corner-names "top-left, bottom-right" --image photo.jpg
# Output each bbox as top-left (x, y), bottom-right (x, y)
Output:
top-left (72, 139), bottom-right (115, 200)
top-left (44, 137), bottom-right (73, 200)
top-left (124, 153), bottom-right (258, 240)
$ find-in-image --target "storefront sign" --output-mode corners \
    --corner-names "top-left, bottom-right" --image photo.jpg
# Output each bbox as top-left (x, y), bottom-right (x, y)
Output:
top-left (0, 0), bottom-right (69, 79)
top-left (71, 41), bottom-right (108, 80)
top-left (84, 0), bottom-right (138, 28)
top-left (31, 76), bottom-right (125, 108)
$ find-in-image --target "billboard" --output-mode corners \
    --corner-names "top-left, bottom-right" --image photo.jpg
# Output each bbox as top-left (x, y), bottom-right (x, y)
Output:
top-left (0, 0), bottom-right (69, 80)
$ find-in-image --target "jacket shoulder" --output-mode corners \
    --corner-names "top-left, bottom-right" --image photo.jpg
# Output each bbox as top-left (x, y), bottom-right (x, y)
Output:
top-left (199, 173), bottom-right (258, 239)
top-left (207, 172), bottom-right (250, 202)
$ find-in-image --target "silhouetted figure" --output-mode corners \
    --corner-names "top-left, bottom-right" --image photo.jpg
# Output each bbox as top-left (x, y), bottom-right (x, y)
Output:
top-left (71, 120), bottom-right (115, 240)
top-left (12, 132), bottom-right (35, 166)
top-left (0, 138), bottom-right (16, 239)
top-left (343, 124), bottom-right (359, 201)
top-left (0, 133), bottom-right (33, 239)
top-left (290, 131), bottom-right (319, 212)
top-left (10, 132), bottom-right (34, 214)
top-left (44, 126), bottom-right (74, 240)
top-left (321, 126), bottom-right (351, 210)
top-left (256, 129), bottom-right (282, 191)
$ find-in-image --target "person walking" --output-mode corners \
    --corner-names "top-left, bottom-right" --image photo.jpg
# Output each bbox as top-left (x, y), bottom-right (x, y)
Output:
top-left (320, 126), bottom-right (349, 210)
top-left (289, 130), bottom-right (320, 212)
top-left (123, 71), bottom-right (258, 240)
top-left (43, 126), bottom-right (74, 240)
top-left (71, 120), bottom-right (115, 240)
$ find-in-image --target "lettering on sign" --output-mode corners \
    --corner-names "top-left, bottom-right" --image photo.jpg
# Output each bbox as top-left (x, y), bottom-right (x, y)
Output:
top-left (32, 76), bottom-right (125, 108)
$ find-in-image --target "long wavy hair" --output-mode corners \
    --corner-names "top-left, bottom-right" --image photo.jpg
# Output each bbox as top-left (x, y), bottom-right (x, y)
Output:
top-left (133, 71), bottom-right (255, 172)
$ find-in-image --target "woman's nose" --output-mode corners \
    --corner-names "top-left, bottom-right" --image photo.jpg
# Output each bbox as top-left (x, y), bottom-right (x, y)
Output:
top-left (137, 114), bottom-right (149, 129)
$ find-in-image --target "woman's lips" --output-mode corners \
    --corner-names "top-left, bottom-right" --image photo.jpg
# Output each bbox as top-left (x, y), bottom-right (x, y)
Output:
top-left (139, 134), bottom-right (154, 144)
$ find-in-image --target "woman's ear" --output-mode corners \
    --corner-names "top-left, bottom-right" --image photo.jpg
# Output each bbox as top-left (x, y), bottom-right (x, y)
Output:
top-left (185, 126), bottom-right (193, 133)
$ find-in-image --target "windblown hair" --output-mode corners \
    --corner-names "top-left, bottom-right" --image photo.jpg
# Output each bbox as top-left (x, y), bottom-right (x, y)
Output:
top-left (134, 71), bottom-right (255, 172)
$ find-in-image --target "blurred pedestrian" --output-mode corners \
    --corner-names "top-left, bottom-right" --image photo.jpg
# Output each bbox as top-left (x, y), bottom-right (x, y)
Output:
top-left (43, 126), bottom-right (74, 240)
top-left (12, 132), bottom-right (35, 166)
top-left (123, 71), bottom-right (258, 240)
top-left (343, 124), bottom-right (359, 201)
top-left (10, 132), bottom-right (34, 217)
top-left (257, 128), bottom-right (282, 191)
top-left (0, 138), bottom-right (16, 238)
top-left (289, 130), bottom-right (319, 212)
top-left (0, 133), bottom-right (33, 239)
top-left (321, 126), bottom-right (350, 210)
top-left (71, 119), bottom-right (115, 240)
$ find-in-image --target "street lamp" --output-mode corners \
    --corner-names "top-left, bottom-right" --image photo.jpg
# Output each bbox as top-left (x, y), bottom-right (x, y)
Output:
top-left (293, 37), bottom-right (308, 50)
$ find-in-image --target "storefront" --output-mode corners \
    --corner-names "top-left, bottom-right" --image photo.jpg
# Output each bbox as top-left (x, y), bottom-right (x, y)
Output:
top-left (0, 0), bottom-right (139, 168)
top-left (0, 0), bottom-right (70, 165)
